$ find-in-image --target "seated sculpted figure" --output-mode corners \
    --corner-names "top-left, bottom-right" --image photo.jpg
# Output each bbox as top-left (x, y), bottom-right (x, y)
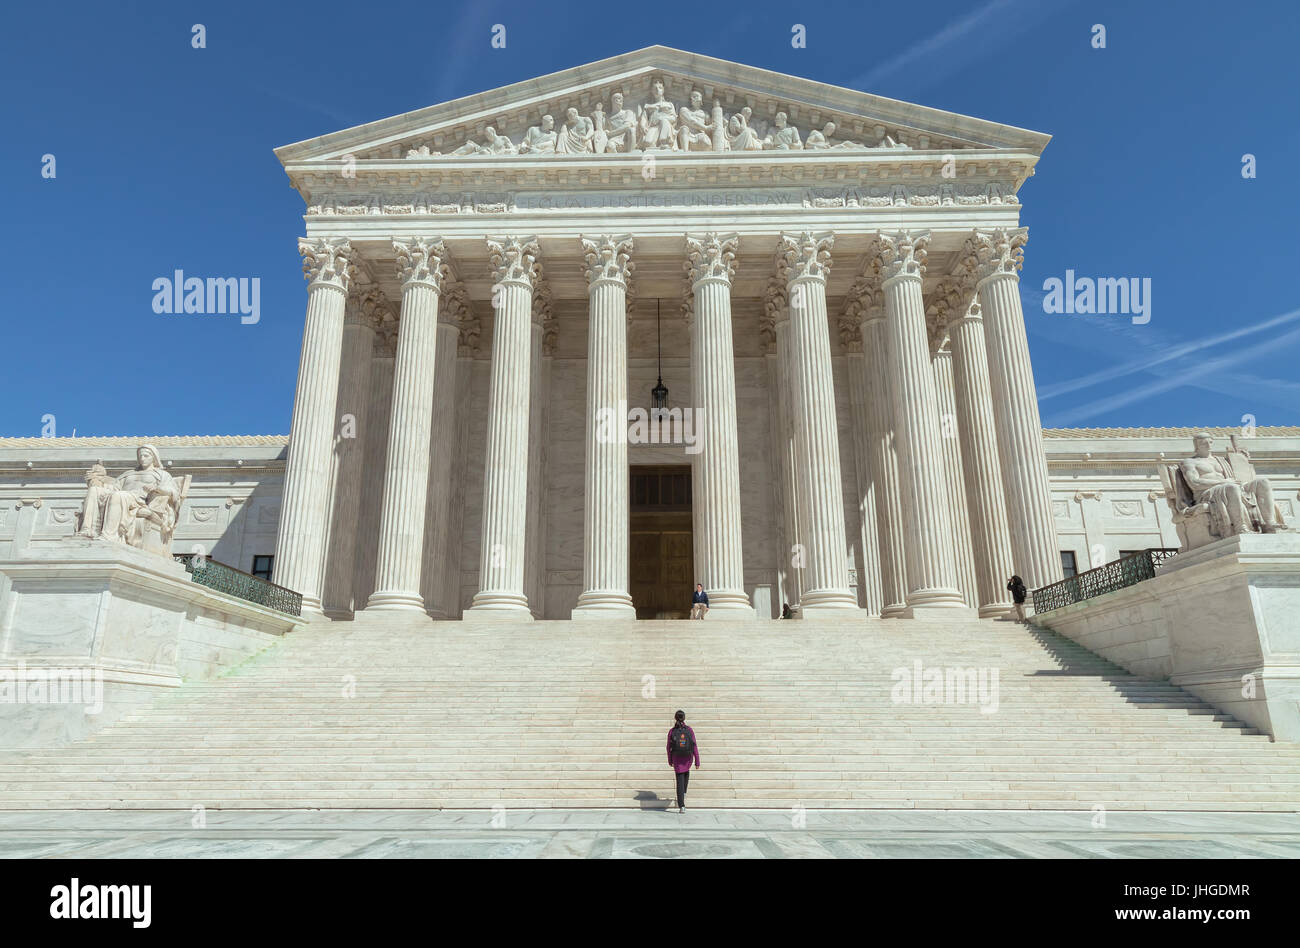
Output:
top-left (76, 445), bottom-right (181, 554)
top-left (519, 115), bottom-right (557, 154)
top-left (555, 107), bottom-right (595, 154)
top-left (805, 121), bottom-right (862, 150)
top-left (764, 111), bottom-right (803, 150)
top-left (1179, 432), bottom-right (1283, 538)
top-left (677, 91), bottom-right (712, 152)
top-left (599, 93), bottom-right (637, 153)
top-left (726, 107), bottom-right (762, 151)
top-left (638, 78), bottom-right (677, 150)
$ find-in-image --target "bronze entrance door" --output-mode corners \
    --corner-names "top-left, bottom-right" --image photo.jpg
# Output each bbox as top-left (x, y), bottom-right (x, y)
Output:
top-left (629, 465), bottom-right (694, 619)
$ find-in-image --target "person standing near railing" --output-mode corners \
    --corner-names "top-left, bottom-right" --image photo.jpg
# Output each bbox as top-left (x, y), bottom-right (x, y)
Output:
top-left (1007, 575), bottom-right (1028, 621)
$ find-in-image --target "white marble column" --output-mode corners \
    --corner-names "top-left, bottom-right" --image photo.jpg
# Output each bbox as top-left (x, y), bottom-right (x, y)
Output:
top-left (875, 232), bottom-right (969, 614)
top-left (838, 308), bottom-right (886, 616)
top-left (368, 239), bottom-right (449, 611)
top-left (420, 284), bottom-right (467, 618)
top-left (775, 232), bottom-right (856, 612)
top-left (854, 285), bottom-right (910, 618)
top-left (763, 280), bottom-right (804, 610)
top-left (943, 285), bottom-right (1016, 616)
top-left (467, 237), bottom-right (540, 620)
top-left (931, 339), bottom-right (980, 609)
top-left (525, 283), bottom-right (553, 618)
top-left (685, 233), bottom-right (754, 618)
top-left (444, 333), bottom-right (478, 618)
top-left (273, 237), bottom-right (354, 613)
top-left (354, 327), bottom-right (396, 608)
top-left (967, 228), bottom-right (1063, 589)
top-left (573, 235), bottom-right (636, 619)
top-left (323, 287), bottom-right (384, 616)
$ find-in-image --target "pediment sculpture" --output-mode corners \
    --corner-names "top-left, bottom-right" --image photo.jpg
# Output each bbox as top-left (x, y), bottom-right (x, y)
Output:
top-left (73, 445), bottom-right (192, 557)
top-left (406, 79), bottom-right (915, 158)
top-left (1158, 432), bottom-right (1291, 551)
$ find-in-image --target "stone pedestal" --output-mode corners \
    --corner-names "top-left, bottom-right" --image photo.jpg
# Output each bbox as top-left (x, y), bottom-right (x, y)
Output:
top-left (0, 539), bottom-right (300, 747)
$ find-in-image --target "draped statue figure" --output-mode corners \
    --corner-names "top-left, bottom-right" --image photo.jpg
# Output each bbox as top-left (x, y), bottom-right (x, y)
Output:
top-left (75, 445), bottom-right (183, 555)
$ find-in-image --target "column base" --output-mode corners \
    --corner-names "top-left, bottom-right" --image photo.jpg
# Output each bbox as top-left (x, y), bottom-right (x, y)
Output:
top-left (881, 602), bottom-right (910, 619)
top-left (300, 598), bottom-right (326, 617)
top-left (572, 589), bottom-right (637, 620)
top-left (978, 602), bottom-right (1016, 619)
top-left (701, 596), bottom-right (756, 620)
top-left (899, 603), bottom-right (980, 619)
top-left (464, 590), bottom-right (534, 622)
top-left (799, 587), bottom-right (860, 611)
top-left (322, 608), bottom-right (355, 621)
top-left (366, 590), bottom-right (428, 612)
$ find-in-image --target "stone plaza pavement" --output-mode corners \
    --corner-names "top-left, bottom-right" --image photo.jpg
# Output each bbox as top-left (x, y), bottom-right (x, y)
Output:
top-left (2, 809), bottom-right (1298, 859)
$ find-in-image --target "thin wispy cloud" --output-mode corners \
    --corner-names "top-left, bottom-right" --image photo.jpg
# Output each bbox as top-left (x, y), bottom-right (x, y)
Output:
top-left (1044, 322), bottom-right (1300, 426)
top-left (1038, 307), bottom-right (1300, 400)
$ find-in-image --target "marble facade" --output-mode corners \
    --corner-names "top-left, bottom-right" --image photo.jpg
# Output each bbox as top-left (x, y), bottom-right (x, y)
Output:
top-left (2, 51), bottom-right (1297, 622)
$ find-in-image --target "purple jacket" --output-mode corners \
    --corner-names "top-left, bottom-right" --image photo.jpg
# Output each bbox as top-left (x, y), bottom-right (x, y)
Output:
top-left (667, 725), bottom-right (700, 773)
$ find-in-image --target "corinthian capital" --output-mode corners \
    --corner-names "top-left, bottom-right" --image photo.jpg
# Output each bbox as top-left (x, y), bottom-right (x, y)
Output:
top-left (392, 237), bottom-right (450, 291)
top-left (349, 286), bottom-right (391, 331)
top-left (775, 231), bottom-right (834, 285)
top-left (965, 227), bottom-right (1027, 283)
top-left (837, 310), bottom-right (864, 353)
top-left (844, 274), bottom-right (883, 325)
top-left (685, 233), bottom-right (739, 286)
top-left (759, 275), bottom-right (787, 351)
top-left (299, 237), bottom-right (355, 291)
top-left (872, 231), bottom-right (930, 283)
top-left (581, 234), bottom-right (634, 293)
top-left (487, 236), bottom-right (542, 289)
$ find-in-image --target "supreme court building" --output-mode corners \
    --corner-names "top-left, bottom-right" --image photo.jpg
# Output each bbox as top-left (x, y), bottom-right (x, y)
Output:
top-left (261, 47), bottom-right (1073, 622)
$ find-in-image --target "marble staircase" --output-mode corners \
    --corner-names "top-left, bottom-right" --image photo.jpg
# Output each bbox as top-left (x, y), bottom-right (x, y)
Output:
top-left (4, 615), bottom-right (1300, 811)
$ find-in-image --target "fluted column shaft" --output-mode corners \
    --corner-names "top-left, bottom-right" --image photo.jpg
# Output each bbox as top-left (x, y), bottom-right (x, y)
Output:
top-left (468, 237), bottom-right (539, 619)
top-left (859, 313), bottom-right (910, 617)
top-left (932, 347), bottom-right (980, 608)
top-left (273, 238), bottom-right (353, 613)
top-left (354, 343), bottom-right (395, 608)
top-left (843, 349), bottom-right (886, 616)
top-left (948, 305), bottom-right (1016, 615)
top-left (776, 233), bottom-right (856, 611)
top-left (970, 229), bottom-right (1063, 589)
top-left (420, 316), bottom-right (461, 617)
top-left (573, 235), bottom-right (635, 618)
top-left (687, 234), bottom-right (753, 617)
top-left (369, 239), bottom-right (448, 611)
top-left (773, 320), bottom-right (805, 607)
top-left (322, 292), bottom-right (379, 616)
top-left (877, 233), bottom-right (967, 612)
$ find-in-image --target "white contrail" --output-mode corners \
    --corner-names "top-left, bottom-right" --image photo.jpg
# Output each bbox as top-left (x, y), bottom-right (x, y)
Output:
top-left (1045, 322), bottom-right (1300, 426)
top-left (1038, 306), bottom-right (1300, 400)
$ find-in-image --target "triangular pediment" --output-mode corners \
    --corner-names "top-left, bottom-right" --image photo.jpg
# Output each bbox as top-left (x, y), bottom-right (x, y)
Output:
top-left (275, 46), bottom-right (1049, 167)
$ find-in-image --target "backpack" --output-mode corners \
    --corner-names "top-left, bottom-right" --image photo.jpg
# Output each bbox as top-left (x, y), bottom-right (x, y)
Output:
top-left (671, 725), bottom-right (693, 756)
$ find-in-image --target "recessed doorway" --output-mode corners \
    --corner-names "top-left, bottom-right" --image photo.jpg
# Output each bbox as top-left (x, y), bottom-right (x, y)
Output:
top-left (630, 465), bottom-right (694, 619)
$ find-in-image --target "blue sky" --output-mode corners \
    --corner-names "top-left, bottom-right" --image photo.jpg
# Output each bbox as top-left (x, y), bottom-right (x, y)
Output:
top-left (2, 0), bottom-right (1297, 436)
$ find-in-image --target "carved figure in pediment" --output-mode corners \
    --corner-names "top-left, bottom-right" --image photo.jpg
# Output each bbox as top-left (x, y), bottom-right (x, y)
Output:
top-left (764, 111), bottom-right (803, 150)
top-left (450, 125), bottom-right (517, 156)
top-left (638, 78), bottom-right (678, 150)
top-left (806, 121), bottom-right (862, 150)
top-left (878, 133), bottom-right (911, 150)
top-left (599, 92), bottom-right (638, 154)
top-left (556, 107), bottom-right (595, 154)
top-left (677, 90), bottom-right (712, 152)
top-left (727, 107), bottom-right (762, 151)
top-left (519, 114), bottom-right (558, 154)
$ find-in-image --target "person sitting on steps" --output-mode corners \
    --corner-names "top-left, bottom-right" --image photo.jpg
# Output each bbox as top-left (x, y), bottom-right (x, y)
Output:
top-left (690, 583), bottom-right (709, 619)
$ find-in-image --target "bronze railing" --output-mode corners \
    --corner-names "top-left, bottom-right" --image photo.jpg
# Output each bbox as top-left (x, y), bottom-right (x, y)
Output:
top-left (1031, 548), bottom-right (1179, 615)
top-left (174, 554), bottom-right (303, 617)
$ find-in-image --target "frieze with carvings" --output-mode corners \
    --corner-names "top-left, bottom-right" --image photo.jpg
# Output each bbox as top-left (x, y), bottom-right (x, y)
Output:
top-left (399, 81), bottom-right (922, 160)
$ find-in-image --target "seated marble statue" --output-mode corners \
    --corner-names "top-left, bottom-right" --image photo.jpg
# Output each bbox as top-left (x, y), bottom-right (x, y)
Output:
top-left (1179, 432), bottom-right (1283, 538)
top-left (764, 111), bottom-right (803, 150)
top-left (599, 93), bottom-right (638, 153)
top-left (555, 107), bottom-right (595, 154)
top-left (677, 91), bottom-right (712, 152)
top-left (450, 126), bottom-right (516, 156)
top-left (76, 445), bottom-right (181, 554)
top-left (726, 107), bottom-right (762, 151)
top-left (519, 115), bottom-right (558, 154)
top-left (638, 78), bottom-right (678, 150)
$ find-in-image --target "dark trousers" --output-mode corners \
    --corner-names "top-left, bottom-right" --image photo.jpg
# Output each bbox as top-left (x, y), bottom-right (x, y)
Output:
top-left (675, 769), bottom-right (690, 807)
